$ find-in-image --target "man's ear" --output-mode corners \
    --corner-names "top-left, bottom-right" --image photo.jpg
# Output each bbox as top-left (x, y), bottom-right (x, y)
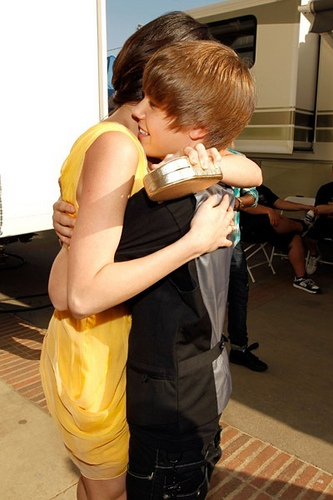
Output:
top-left (189, 127), bottom-right (208, 141)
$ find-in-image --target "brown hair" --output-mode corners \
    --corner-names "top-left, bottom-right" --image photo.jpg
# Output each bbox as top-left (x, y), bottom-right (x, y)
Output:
top-left (142, 40), bottom-right (256, 150)
top-left (111, 11), bottom-right (214, 109)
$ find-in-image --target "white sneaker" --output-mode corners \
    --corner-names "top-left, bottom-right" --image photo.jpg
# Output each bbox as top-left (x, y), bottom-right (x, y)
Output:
top-left (306, 254), bottom-right (320, 275)
top-left (304, 210), bottom-right (316, 225)
top-left (302, 210), bottom-right (317, 236)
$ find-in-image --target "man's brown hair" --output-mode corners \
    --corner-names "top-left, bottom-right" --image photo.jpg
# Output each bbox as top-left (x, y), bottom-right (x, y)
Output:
top-left (142, 40), bottom-right (256, 150)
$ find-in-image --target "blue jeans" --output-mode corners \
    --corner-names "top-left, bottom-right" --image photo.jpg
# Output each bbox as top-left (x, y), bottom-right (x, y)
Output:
top-left (227, 242), bottom-right (249, 349)
top-left (126, 430), bottom-right (222, 499)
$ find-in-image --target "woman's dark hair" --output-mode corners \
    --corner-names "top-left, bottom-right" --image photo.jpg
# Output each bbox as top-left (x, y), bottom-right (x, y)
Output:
top-left (111, 11), bottom-right (214, 110)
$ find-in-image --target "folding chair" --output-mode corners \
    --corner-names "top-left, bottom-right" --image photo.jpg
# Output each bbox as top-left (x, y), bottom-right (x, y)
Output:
top-left (243, 241), bottom-right (276, 283)
top-left (307, 237), bottom-right (333, 268)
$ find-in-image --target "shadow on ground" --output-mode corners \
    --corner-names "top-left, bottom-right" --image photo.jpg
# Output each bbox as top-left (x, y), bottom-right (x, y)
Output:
top-left (224, 253), bottom-right (333, 473)
top-left (1, 231), bottom-right (332, 473)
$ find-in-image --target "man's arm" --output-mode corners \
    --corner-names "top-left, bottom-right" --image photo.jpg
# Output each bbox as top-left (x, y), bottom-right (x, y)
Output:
top-left (272, 198), bottom-right (314, 212)
top-left (243, 204), bottom-right (280, 227)
top-left (316, 204), bottom-right (333, 217)
top-left (235, 187), bottom-right (258, 211)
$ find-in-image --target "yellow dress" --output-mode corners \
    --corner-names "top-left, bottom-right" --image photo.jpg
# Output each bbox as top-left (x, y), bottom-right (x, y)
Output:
top-left (40, 122), bottom-right (147, 480)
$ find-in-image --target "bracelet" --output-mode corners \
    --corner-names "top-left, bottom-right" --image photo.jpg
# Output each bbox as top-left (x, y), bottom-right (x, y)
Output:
top-left (235, 197), bottom-right (244, 211)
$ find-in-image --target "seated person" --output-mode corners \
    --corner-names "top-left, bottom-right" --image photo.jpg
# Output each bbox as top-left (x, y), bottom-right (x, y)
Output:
top-left (303, 180), bottom-right (333, 274)
top-left (240, 184), bottom-right (321, 294)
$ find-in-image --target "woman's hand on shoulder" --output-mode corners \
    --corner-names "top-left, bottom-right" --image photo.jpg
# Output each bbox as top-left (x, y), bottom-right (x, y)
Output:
top-left (183, 144), bottom-right (223, 170)
top-left (150, 144), bottom-right (223, 171)
top-left (153, 144), bottom-right (263, 189)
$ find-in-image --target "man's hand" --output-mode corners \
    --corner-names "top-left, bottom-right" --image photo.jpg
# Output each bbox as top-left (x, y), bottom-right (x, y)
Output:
top-left (53, 200), bottom-right (76, 247)
top-left (266, 207), bottom-right (281, 227)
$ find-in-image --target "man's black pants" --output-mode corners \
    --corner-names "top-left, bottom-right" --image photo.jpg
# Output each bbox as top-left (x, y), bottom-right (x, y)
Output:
top-left (126, 429), bottom-right (222, 499)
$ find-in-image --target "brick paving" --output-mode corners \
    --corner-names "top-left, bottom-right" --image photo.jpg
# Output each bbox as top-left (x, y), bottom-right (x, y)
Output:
top-left (1, 312), bottom-right (333, 499)
top-left (0, 314), bottom-right (47, 411)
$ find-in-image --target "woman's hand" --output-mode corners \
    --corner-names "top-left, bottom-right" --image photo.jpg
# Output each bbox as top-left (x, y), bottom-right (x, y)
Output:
top-left (53, 200), bottom-right (76, 247)
top-left (183, 144), bottom-right (223, 170)
top-left (188, 194), bottom-right (234, 255)
top-left (150, 143), bottom-right (224, 171)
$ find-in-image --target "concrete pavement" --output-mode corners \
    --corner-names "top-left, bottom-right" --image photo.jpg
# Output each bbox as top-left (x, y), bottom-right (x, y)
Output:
top-left (1, 347), bottom-right (332, 499)
top-left (1, 230), bottom-right (333, 499)
top-left (0, 378), bottom-right (78, 500)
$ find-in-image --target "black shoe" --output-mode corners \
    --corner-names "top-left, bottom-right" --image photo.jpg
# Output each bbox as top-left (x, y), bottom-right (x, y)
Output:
top-left (229, 342), bottom-right (268, 372)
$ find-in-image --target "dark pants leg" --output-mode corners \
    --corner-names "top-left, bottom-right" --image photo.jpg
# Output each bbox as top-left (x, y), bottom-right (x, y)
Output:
top-left (307, 217), bottom-right (333, 240)
top-left (126, 430), bottom-right (222, 500)
top-left (227, 242), bottom-right (249, 349)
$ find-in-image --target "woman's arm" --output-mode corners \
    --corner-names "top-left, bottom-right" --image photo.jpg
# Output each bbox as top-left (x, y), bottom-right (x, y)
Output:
top-left (182, 145), bottom-right (262, 187)
top-left (221, 152), bottom-right (262, 187)
top-left (67, 195), bottom-right (233, 318)
top-left (52, 145), bottom-right (261, 242)
top-left (50, 132), bottom-right (234, 319)
top-left (49, 130), bottom-right (138, 311)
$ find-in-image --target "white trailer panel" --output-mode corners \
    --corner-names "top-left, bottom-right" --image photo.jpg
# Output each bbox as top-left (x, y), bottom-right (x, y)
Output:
top-left (0, 0), bottom-right (107, 239)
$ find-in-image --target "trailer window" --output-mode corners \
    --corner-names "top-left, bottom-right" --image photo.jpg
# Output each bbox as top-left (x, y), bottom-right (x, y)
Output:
top-left (207, 15), bottom-right (257, 68)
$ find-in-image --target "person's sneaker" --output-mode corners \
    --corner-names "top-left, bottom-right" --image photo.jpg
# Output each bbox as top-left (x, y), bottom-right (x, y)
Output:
top-left (306, 254), bottom-right (320, 275)
top-left (293, 276), bottom-right (321, 294)
top-left (229, 342), bottom-right (268, 372)
top-left (301, 210), bottom-right (317, 236)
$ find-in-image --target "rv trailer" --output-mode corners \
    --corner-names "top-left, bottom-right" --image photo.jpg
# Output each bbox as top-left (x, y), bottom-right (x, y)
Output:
top-left (0, 0), bottom-right (108, 244)
top-left (187, 0), bottom-right (333, 199)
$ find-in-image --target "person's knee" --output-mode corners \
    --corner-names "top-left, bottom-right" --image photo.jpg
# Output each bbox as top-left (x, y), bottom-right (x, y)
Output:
top-left (80, 474), bottom-right (126, 500)
top-left (289, 234), bottom-right (304, 253)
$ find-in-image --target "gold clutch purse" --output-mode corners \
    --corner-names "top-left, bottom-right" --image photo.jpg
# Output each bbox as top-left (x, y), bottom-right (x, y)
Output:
top-left (143, 156), bottom-right (223, 201)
